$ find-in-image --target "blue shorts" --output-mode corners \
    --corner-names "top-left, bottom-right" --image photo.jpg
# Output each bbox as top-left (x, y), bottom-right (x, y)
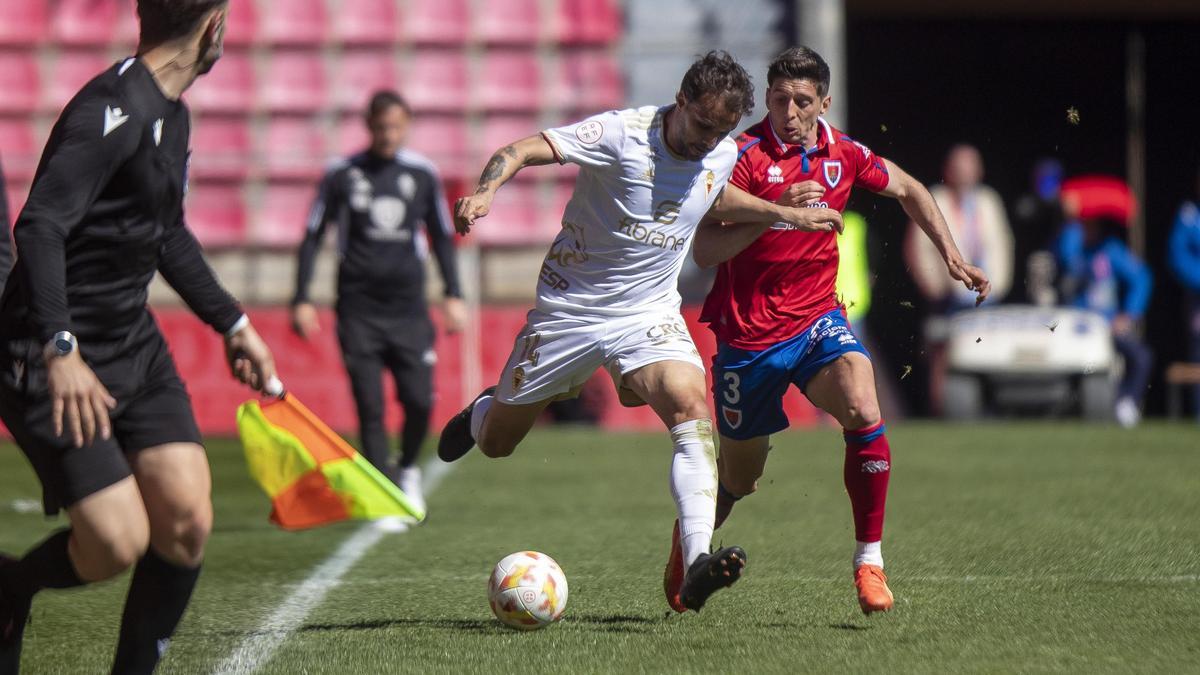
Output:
top-left (711, 309), bottom-right (870, 440)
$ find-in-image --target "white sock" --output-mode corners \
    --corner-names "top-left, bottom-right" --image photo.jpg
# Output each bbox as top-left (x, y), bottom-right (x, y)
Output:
top-left (469, 395), bottom-right (493, 441)
top-left (854, 540), bottom-right (884, 569)
top-left (669, 419), bottom-right (718, 567)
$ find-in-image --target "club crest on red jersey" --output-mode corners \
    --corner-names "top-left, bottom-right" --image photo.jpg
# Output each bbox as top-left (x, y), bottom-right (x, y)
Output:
top-left (722, 406), bottom-right (742, 430)
top-left (823, 160), bottom-right (843, 188)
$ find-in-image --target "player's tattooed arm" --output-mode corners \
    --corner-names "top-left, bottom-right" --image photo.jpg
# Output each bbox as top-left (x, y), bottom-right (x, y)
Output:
top-left (880, 158), bottom-right (991, 304)
top-left (474, 145), bottom-right (518, 194)
top-left (455, 135), bottom-right (557, 235)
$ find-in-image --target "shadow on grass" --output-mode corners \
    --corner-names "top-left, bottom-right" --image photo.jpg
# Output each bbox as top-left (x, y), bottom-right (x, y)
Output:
top-left (299, 617), bottom-right (508, 635)
top-left (828, 622), bottom-right (870, 631)
top-left (212, 612), bottom-right (663, 639)
top-left (563, 613), bottom-right (659, 634)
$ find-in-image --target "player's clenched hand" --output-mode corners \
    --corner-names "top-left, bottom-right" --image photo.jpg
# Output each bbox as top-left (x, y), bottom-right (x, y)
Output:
top-left (290, 302), bottom-right (320, 339)
top-left (946, 256), bottom-right (991, 305)
top-left (47, 352), bottom-right (116, 449)
top-left (781, 206), bottom-right (844, 234)
top-left (442, 297), bottom-right (467, 334)
top-left (454, 193), bottom-right (493, 235)
top-left (224, 322), bottom-right (277, 392)
top-left (775, 181), bottom-right (826, 208)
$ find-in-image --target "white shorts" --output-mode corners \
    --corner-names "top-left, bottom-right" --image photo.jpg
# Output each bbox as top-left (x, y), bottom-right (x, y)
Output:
top-left (495, 309), bottom-right (705, 405)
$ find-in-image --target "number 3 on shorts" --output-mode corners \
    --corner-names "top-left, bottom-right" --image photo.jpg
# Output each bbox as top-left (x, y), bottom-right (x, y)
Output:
top-left (722, 371), bottom-right (741, 405)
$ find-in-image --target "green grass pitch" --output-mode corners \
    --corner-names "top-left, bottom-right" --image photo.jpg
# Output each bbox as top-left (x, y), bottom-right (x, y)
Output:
top-left (2, 422), bottom-right (1198, 673)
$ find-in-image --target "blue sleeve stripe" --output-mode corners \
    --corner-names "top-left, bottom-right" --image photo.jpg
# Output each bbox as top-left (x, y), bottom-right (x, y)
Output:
top-left (736, 137), bottom-right (761, 161)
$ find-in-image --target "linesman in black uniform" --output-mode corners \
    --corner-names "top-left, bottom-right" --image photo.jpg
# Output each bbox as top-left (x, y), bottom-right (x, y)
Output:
top-left (291, 91), bottom-right (464, 514)
top-left (0, 2), bottom-right (276, 673)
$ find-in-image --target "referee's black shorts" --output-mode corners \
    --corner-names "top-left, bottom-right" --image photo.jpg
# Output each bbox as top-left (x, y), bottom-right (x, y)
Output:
top-left (0, 330), bottom-right (202, 515)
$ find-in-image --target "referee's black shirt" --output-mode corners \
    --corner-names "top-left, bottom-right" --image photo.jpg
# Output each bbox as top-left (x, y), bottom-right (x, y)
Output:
top-left (0, 58), bottom-right (242, 356)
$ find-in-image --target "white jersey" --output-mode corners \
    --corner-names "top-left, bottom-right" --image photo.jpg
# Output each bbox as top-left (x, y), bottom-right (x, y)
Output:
top-left (537, 106), bottom-right (737, 318)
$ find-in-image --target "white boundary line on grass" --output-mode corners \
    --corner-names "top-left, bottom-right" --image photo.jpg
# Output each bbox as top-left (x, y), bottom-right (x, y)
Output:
top-left (212, 459), bottom-right (456, 675)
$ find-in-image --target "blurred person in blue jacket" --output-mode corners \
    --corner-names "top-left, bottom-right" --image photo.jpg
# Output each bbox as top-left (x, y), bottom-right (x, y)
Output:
top-left (1167, 165), bottom-right (1200, 419)
top-left (1056, 177), bottom-right (1152, 428)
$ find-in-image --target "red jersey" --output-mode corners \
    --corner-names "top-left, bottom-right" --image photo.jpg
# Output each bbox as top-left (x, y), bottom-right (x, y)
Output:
top-left (700, 117), bottom-right (891, 349)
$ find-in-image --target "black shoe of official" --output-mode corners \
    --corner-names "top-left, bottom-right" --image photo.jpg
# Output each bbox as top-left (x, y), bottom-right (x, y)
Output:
top-left (437, 386), bottom-right (496, 463)
top-left (0, 556), bottom-right (32, 675)
top-left (679, 545), bottom-right (747, 612)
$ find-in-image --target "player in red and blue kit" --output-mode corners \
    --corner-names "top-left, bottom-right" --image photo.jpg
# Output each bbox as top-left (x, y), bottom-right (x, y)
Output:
top-left (662, 46), bottom-right (992, 615)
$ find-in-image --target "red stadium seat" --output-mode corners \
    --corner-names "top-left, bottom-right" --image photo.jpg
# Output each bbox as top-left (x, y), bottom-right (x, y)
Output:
top-left (473, 0), bottom-right (542, 45)
top-left (263, 117), bottom-right (327, 181)
top-left (256, 183), bottom-right (316, 247)
top-left (406, 115), bottom-right (469, 180)
top-left (333, 51), bottom-right (400, 112)
top-left (259, 0), bottom-right (327, 45)
top-left (0, 119), bottom-right (39, 182)
top-left (186, 183), bottom-right (247, 248)
top-left (406, 51), bottom-right (468, 113)
top-left (5, 180), bottom-right (30, 225)
top-left (222, 0), bottom-right (258, 46)
top-left (188, 118), bottom-right (251, 181)
top-left (0, 3), bottom-right (48, 46)
top-left (44, 51), bottom-right (112, 112)
top-left (260, 52), bottom-right (327, 113)
top-left (476, 114), bottom-right (540, 171)
top-left (335, 115), bottom-right (370, 156)
top-left (403, 0), bottom-right (469, 45)
top-left (187, 51), bottom-right (255, 114)
top-left (562, 50), bottom-right (624, 113)
top-left (554, 0), bottom-right (621, 45)
top-left (51, 0), bottom-right (120, 47)
top-left (0, 54), bottom-right (41, 114)
top-left (473, 182), bottom-right (541, 244)
top-left (478, 51), bottom-right (541, 113)
top-left (333, 0), bottom-right (399, 46)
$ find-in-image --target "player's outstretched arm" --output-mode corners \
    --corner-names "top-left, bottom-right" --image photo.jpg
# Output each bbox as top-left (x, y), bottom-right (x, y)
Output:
top-left (693, 217), bottom-right (770, 269)
top-left (454, 135), bottom-right (557, 236)
top-left (708, 184), bottom-right (843, 236)
top-left (695, 181), bottom-right (829, 268)
top-left (880, 158), bottom-right (991, 305)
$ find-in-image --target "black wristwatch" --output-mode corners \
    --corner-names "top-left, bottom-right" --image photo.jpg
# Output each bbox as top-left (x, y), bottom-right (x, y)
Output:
top-left (43, 331), bottom-right (78, 361)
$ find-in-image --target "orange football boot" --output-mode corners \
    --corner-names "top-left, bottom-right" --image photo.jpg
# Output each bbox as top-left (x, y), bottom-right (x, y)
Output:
top-left (854, 564), bottom-right (894, 614)
top-left (663, 520), bottom-right (686, 613)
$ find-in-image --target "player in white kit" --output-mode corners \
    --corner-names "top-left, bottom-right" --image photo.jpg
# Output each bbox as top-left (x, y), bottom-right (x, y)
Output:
top-left (438, 52), bottom-right (843, 612)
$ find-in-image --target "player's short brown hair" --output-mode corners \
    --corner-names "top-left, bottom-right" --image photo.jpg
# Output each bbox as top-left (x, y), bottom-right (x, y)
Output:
top-left (137, 0), bottom-right (227, 45)
top-left (679, 51), bottom-right (755, 117)
top-left (768, 46), bottom-right (831, 96)
top-left (366, 90), bottom-right (412, 119)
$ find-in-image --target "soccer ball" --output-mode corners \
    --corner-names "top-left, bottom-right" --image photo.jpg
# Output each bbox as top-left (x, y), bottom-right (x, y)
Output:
top-left (487, 551), bottom-right (568, 630)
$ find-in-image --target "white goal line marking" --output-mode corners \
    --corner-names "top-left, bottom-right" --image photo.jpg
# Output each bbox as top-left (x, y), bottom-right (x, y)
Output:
top-left (211, 459), bottom-right (456, 675)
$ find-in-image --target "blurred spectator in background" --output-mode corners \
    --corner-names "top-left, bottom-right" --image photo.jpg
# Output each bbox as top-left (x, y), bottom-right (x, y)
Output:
top-left (290, 90), bottom-right (464, 512)
top-left (1056, 176), bottom-right (1153, 428)
top-left (905, 144), bottom-right (1013, 414)
top-left (1167, 164), bottom-right (1200, 420)
top-left (1011, 158), bottom-right (1065, 304)
top-left (0, 155), bottom-right (11, 292)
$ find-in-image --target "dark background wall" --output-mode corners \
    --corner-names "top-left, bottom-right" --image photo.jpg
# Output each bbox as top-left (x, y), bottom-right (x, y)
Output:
top-left (839, 18), bottom-right (1200, 415)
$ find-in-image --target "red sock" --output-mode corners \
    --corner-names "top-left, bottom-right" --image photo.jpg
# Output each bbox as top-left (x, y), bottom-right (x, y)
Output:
top-left (843, 421), bottom-right (890, 543)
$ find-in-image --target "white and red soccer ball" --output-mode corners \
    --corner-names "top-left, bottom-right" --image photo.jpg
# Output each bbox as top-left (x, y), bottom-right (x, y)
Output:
top-left (487, 551), bottom-right (568, 630)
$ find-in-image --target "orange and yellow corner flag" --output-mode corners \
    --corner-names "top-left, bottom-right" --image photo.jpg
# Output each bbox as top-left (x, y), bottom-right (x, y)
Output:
top-left (236, 392), bottom-right (424, 530)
